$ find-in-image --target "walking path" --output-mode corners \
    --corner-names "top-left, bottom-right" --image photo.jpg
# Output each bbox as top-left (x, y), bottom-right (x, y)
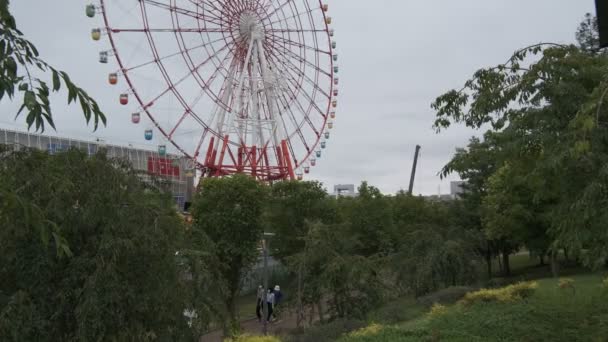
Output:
top-left (200, 311), bottom-right (299, 342)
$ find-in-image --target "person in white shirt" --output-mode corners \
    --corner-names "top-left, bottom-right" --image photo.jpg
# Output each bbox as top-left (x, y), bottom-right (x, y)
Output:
top-left (266, 287), bottom-right (275, 322)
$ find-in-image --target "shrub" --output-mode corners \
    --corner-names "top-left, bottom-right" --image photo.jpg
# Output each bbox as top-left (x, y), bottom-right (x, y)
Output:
top-left (459, 281), bottom-right (538, 307)
top-left (602, 277), bottom-right (608, 290)
top-left (348, 324), bottom-right (383, 338)
top-left (427, 303), bottom-right (448, 318)
top-left (225, 335), bottom-right (281, 342)
top-left (558, 278), bottom-right (575, 289)
top-left (558, 278), bottom-right (576, 296)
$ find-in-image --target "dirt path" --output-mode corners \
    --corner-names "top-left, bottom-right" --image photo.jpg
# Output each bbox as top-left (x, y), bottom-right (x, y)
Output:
top-left (200, 310), bottom-right (299, 342)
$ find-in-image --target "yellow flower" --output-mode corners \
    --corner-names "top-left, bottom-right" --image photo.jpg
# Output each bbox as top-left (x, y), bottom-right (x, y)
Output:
top-left (558, 278), bottom-right (575, 290)
top-left (459, 281), bottom-right (538, 306)
top-left (428, 303), bottom-right (448, 318)
top-left (350, 324), bottom-right (384, 337)
top-left (224, 335), bottom-right (281, 342)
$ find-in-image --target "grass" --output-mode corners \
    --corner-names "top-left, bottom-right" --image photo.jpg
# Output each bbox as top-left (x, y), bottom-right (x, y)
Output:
top-left (336, 274), bottom-right (608, 342)
top-left (231, 254), bottom-right (601, 341)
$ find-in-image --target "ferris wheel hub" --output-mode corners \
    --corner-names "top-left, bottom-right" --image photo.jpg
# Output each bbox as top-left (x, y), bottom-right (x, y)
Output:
top-left (238, 11), bottom-right (265, 41)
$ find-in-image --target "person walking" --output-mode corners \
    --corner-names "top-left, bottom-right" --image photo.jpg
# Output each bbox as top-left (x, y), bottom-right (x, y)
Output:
top-left (273, 285), bottom-right (283, 320)
top-left (266, 287), bottom-right (275, 323)
top-left (255, 285), bottom-right (264, 322)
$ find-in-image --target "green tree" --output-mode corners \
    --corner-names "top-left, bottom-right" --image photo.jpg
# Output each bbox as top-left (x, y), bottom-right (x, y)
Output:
top-left (0, 148), bottom-right (192, 341)
top-left (190, 174), bottom-right (267, 336)
top-left (291, 221), bottom-right (386, 320)
top-left (439, 134), bottom-right (502, 277)
top-left (266, 180), bottom-right (333, 261)
top-left (0, 0), bottom-right (105, 131)
top-left (391, 198), bottom-right (478, 296)
top-left (432, 15), bottom-right (608, 270)
top-left (340, 182), bottom-right (396, 256)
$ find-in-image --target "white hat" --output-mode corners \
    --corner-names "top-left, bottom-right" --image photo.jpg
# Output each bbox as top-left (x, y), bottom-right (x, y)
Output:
top-left (274, 285), bottom-right (280, 291)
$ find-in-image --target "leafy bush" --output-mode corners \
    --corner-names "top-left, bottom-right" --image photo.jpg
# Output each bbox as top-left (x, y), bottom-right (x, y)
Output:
top-left (427, 303), bottom-right (448, 318)
top-left (558, 278), bottom-right (575, 289)
top-left (348, 324), bottom-right (383, 338)
top-left (0, 149), bottom-right (193, 341)
top-left (225, 335), bottom-right (282, 342)
top-left (558, 278), bottom-right (576, 296)
top-left (459, 281), bottom-right (538, 306)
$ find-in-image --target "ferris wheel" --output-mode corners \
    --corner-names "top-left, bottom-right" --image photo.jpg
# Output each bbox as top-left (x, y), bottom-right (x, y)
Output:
top-left (86, 0), bottom-right (338, 181)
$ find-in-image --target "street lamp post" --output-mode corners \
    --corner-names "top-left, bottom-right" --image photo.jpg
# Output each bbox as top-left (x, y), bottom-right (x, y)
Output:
top-left (261, 232), bottom-right (275, 335)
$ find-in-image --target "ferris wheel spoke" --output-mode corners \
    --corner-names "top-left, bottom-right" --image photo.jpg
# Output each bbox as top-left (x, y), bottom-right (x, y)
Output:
top-left (273, 45), bottom-right (332, 79)
top-left (267, 33), bottom-right (330, 55)
top-left (279, 74), bottom-right (324, 134)
top-left (111, 28), bottom-right (229, 33)
top-left (124, 37), bottom-right (225, 72)
top-left (282, 71), bottom-right (327, 119)
top-left (261, 0), bottom-right (294, 21)
top-left (193, 48), bottom-right (238, 122)
top-left (197, 0), bottom-right (231, 24)
top-left (145, 43), bottom-right (231, 108)
top-left (282, 90), bottom-right (321, 139)
top-left (268, 49), bottom-right (331, 100)
top-left (268, 29), bottom-right (326, 33)
top-left (141, 0), bottom-right (223, 25)
top-left (279, 72), bottom-right (325, 125)
top-left (168, 90), bottom-right (207, 139)
top-left (275, 92), bottom-right (313, 151)
top-left (267, 6), bottom-right (320, 28)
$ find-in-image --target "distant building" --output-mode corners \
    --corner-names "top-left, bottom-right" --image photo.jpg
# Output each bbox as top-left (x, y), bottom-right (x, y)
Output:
top-left (422, 181), bottom-right (467, 202)
top-left (423, 194), bottom-right (455, 202)
top-left (332, 184), bottom-right (357, 197)
top-left (450, 181), bottom-right (466, 198)
top-left (0, 128), bottom-right (195, 210)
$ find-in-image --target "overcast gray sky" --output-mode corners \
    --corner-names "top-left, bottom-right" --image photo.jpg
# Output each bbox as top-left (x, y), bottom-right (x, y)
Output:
top-left (1, 0), bottom-right (595, 195)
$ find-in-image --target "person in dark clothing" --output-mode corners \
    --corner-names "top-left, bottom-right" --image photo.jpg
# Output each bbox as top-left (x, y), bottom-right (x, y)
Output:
top-left (274, 285), bottom-right (283, 305)
top-left (255, 285), bottom-right (264, 322)
top-left (273, 285), bottom-right (283, 319)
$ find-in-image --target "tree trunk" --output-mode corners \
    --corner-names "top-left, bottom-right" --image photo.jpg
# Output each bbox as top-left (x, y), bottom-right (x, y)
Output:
top-left (564, 248), bottom-right (570, 262)
top-left (297, 264), bottom-right (303, 328)
top-left (502, 251), bottom-right (511, 277)
top-left (550, 251), bottom-right (560, 278)
top-left (224, 296), bottom-right (239, 338)
top-left (317, 299), bottom-right (324, 324)
top-left (497, 255), bottom-right (503, 274)
top-left (539, 254), bottom-right (545, 266)
top-left (485, 251), bottom-right (493, 279)
top-left (308, 304), bottom-right (315, 326)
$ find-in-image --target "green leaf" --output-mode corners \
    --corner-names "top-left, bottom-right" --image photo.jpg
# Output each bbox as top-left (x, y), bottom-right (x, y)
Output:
top-left (23, 90), bottom-right (35, 107)
top-left (18, 82), bottom-right (27, 91)
top-left (51, 69), bottom-right (60, 91)
top-left (5, 56), bottom-right (17, 78)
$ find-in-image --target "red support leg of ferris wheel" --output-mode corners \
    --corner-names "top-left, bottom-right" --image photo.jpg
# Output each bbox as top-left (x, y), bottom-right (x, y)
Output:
top-left (281, 140), bottom-right (295, 180)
